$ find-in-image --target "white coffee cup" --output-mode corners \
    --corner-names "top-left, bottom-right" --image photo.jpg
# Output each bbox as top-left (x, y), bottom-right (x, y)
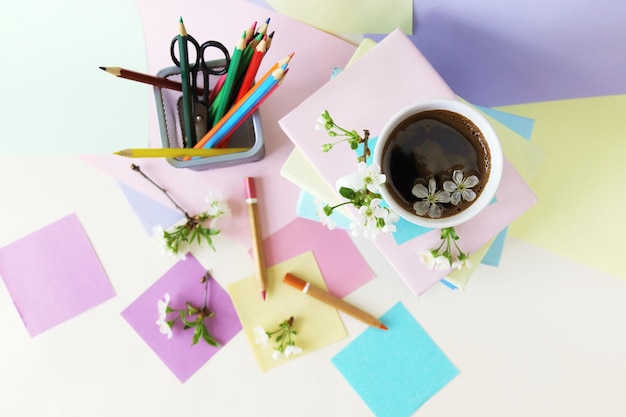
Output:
top-left (373, 99), bottom-right (503, 228)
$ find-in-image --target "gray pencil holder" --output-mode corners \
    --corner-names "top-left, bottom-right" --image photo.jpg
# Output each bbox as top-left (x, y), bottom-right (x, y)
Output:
top-left (153, 60), bottom-right (265, 171)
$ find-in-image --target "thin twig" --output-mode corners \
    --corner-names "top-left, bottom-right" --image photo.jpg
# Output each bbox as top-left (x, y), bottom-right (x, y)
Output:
top-left (131, 164), bottom-right (192, 219)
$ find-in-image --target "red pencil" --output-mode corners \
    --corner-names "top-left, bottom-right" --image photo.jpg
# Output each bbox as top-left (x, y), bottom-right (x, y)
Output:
top-left (234, 36), bottom-right (267, 103)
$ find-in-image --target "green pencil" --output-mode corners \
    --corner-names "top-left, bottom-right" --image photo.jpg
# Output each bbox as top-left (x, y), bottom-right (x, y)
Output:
top-left (178, 17), bottom-right (195, 147)
top-left (212, 31), bottom-right (246, 127)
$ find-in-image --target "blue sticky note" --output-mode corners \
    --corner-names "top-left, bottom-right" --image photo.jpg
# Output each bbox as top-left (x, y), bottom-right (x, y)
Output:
top-left (473, 105), bottom-right (535, 140)
top-left (117, 181), bottom-right (184, 235)
top-left (331, 302), bottom-right (459, 417)
top-left (296, 189), bottom-right (353, 230)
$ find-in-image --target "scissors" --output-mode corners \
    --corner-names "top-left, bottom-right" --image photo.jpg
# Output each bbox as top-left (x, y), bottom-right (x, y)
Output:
top-left (170, 33), bottom-right (231, 143)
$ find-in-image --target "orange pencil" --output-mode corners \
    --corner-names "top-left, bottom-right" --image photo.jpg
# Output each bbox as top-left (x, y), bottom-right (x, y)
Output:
top-left (189, 54), bottom-right (293, 153)
top-left (245, 177), bottom-right (268, 300)
top-left (283, 273), bottom-right (388, 331)
top-left (215, 68), bottom-right (288, 149)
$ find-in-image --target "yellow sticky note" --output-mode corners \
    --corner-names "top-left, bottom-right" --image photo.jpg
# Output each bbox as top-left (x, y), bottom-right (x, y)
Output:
top-left (499, 95), bottom-right (626, 280)
top-left (227, 251), bottom-right (347, 372)
top-left (266, 0), bottom-right (412, 35)
top-left (444, 238), bottom-right (496, 290)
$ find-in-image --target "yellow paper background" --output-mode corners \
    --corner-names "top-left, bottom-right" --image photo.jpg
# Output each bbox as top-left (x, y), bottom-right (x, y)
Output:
top-left (500, 95), bottom-right (626, 280)
top-left (227, 251), bottom-right (347, 372)
top-left (266, 0), bottom-right (412, 35)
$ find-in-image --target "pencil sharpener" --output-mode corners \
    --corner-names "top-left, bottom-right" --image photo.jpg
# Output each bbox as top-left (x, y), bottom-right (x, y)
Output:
top-left (153, 60), bottom-right (265, 171)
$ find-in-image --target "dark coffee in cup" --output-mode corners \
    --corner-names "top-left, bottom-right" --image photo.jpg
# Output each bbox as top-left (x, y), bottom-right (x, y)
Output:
top-left (380, 109), bottom-right (491, 218)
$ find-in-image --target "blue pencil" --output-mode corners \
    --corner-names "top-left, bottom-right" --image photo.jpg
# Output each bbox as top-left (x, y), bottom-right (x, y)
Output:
top-left (192, 64), bottom-right (287, 151)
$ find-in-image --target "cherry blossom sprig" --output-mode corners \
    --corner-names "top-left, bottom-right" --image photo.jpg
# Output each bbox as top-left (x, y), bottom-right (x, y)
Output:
top-left (315, 110), bottom-right (399, 238)
top-left (156, 271), bottom-right (220, 346)
top-left (253, 316), bottom-right (302, 360)
top-left (131, 164), bottom-right (230, 257)
top-left (418, 227), bottom-right (472, 271)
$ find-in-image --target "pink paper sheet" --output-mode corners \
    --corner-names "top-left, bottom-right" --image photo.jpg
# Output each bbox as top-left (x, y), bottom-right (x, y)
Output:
top-left (0, 213), bottom-right (115, 337)
top-left (81, 0), bottom-right (357, 248)
top-left (261, 217), bottom-right (373, 298)
top-left (279, 30), bottom-right (537, 296)
top-left (121, 254), bottom-right (241, 383)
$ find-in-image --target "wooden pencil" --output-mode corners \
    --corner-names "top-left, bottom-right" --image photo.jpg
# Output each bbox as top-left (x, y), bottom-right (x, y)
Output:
top-left (211, 30), bottom-right (246, 126)
top-left (283, 273), bottom-right (388, 330)
top-left (245, 177), bottom-right (268, 300)
top-left (99, 66), bottom-right (205, 95)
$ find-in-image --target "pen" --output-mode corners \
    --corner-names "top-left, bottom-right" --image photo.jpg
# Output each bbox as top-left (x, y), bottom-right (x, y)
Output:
top-left (245, 177), bottom-right (268, 300)
top-left (113, 147), bottom-right (248, 158)
top-left (282, 273), bottom-right (388, 331)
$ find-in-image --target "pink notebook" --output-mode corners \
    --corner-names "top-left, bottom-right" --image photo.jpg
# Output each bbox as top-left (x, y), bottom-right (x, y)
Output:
top-left (279, 29), bottom-right (537, 296)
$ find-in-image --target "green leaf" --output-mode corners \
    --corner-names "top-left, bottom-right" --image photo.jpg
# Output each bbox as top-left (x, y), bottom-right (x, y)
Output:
top-left (179, 311), bottom-right (193, 327)
top-left (192, 323), bottom-right (202, 345)
top-left (339, 187), bottom-right (356, 200)
top-left (201, 324), bottom-right (220, 347)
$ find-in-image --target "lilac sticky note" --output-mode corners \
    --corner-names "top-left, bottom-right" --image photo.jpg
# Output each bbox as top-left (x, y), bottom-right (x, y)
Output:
top-left (121, 254), bottom-right (241, 383)
top-left (261, 217), bottom-right (373, 298)
top-left (0, 213), bottom-right (115, 337)
top-left (332, 302), bottom-right (459, 417)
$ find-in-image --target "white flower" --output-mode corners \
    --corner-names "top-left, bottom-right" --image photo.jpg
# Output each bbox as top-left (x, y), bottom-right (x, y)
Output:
top-left (156, 319), bottom-right (173, 339)
top-left (205, 192), bottom-right (231, 219)
top-left (156, 293), bottom-right (173, 339)
top-left (157, 293), bottom-right (170, 321)
top-left (253, 326), bottom-right (269, 348)
top-left (452, 256), bottom-right (473, 270)
top-left (314, 199), bottom-right (336, 230)
top-left (443, 170), bottom-right (479, 205)
top-left (412, 178), bottom-right (451, 218)
top-left (380, 209), bottom-right (400, 234)
top-left (152, 225), bottom-right (186, 260)
top-left (272, 349), bottom-right (283, 360)
top-left (433, 255), bottom-right (451, 271)
top-left (315, 115), bottom-right (326, 131)
top-left (418, 250), bottom-right (436, 269)
top-left (284, 344), bottom-right (303, 358)
top-left (352, 198), bottom-right (388, 239)
top-left (352, 162), bottom-right (386, 193)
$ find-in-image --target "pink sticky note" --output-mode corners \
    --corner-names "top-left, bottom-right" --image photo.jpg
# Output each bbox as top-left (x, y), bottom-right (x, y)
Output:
top-left (121, 254), bottom-right (241, 383)
top-left (262, 217), bottom-right (373, 298)
top-left (0, 213), bottom-right (115, 337)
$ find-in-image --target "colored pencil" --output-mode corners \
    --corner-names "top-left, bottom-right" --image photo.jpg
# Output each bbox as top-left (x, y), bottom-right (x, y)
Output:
top-left (211, 30), bottom-right (246, 126)
top-left (214, 68), bottom-right (288, 149)
top-left (177, 17), bottom-right (195, 147)
top-left (283, 273), bottom-right (388, 331)
top-left (255, 17), bottom-right (270, 38)
top-left (245, 177), bottom-right (268, 300)
top-left (191, 63), bottom-right (288, 151)
top-left (234, 37), bottom-right (267, 103)
top-left (99, 66), bottom-right (206, 95)
top-left (265, 31), bottom-right (275, 51)
top-left (244, 21), bottom-right (257, 44)
top-left (113, 147), bottom-right (248, 158)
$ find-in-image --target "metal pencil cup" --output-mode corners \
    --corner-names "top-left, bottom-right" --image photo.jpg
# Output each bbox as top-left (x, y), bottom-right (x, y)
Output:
top-left (153, 59), bottom-right (264, 170)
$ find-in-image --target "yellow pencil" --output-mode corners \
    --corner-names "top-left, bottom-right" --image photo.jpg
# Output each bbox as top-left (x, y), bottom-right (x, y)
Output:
top-left (114, 147), bottom-right (249, 158)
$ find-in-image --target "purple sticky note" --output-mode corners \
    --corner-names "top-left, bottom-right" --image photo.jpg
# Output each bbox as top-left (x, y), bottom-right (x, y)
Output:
top-left (261, 217), bottom-right (374, 298)
top-left (0, 213), bottom-right (115, 337)
top-left (121, 254), bottom-right (241, 383)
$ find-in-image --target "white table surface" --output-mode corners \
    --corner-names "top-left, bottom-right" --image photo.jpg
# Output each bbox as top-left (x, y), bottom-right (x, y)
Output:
top-left (1, 1), bottom-right (625, 416)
